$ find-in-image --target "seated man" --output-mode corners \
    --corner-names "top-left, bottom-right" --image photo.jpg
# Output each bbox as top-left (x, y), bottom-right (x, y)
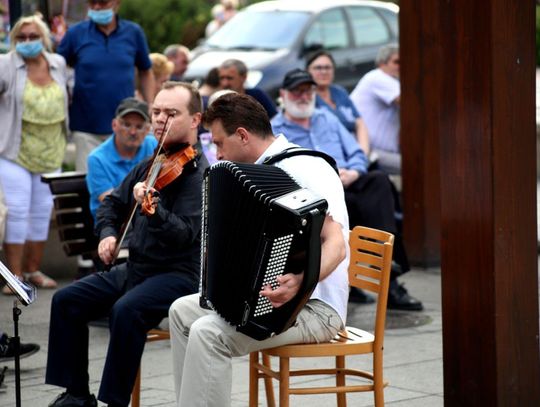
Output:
top-left (87, 97), bottom-right (157, 220)
top-left (45, 82), bottom-right (209, 407)
top-left (271, 69), bottom-right (422, 311)
top-left (169, 93), bottom-right (348, 406)
top-left (219, 58), bottom-right (277, 118)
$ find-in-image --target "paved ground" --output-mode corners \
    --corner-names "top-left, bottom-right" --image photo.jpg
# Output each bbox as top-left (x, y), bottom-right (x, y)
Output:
top-left (0, 267), bottom-right (443, 407)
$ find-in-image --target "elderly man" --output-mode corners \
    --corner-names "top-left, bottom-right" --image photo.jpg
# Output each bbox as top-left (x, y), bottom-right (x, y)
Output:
top-left (169, 92), bottom-right (348, 407)
top-left (163, 44), bottom-right (190, 81)
top-left (46, 83), bottom-right (208, 407)
top-left (218, 58), bottom-right (277, 118)
top-left (271, 69), bottom-right (422, 311)
top-left (57, 0), bottom-right (155, 172)
top-left (350, 44), bottom-right (401, 174)
top-left (87, 97), bottom-right (157, 220)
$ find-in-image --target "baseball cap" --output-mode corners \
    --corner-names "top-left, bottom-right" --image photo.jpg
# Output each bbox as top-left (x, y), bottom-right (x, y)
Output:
top-left (282, 69), bottom-right (316, 90)
top-left (115, 97), bottom-right (150, 122)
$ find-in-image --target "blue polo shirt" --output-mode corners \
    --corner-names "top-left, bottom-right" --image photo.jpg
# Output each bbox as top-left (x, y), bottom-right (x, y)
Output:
top-left (57, 17), bottom-right (152, 134)
top-left (271, 109), bottom-right (368, 174)
top-left (86, 134), bottom-right (157, 218)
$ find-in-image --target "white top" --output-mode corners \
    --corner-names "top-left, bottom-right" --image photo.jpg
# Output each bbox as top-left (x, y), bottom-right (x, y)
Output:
top-left (255, 134), bottom-right (350, 324)
top-left (350, 68), bottom-right (400, 153)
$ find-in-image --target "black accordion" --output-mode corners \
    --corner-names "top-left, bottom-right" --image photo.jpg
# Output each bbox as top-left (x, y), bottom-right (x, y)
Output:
top-left (200, 161), bottom-right (328, 340)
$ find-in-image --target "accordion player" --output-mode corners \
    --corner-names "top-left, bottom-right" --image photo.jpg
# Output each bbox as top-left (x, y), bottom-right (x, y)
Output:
top-left (200, 161), bottom-right (328, 340)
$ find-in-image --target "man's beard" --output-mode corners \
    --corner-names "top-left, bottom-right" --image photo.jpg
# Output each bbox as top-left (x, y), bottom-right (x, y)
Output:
top-left (283, 95), bottom-right (315, 119)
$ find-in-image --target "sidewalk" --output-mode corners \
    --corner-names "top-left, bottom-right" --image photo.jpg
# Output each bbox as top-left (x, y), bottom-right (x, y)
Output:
top-left (0, 268), bottom-right (443, 407)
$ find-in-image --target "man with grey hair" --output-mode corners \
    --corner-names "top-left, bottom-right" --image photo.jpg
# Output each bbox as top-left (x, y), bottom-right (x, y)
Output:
top-left (350, 44), bottom-right (401, 174)
top-left (164, 44), bottom-right (190, 81)
top-left (218, 58), bottom-right (277, 118)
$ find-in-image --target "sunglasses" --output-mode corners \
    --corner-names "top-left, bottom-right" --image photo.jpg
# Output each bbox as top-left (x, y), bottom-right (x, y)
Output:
top-left (15, 34), bottom-right (41, 42)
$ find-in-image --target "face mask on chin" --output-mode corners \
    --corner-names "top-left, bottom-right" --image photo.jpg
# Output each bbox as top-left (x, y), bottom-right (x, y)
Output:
top-left (88, 8), bottom-right (115, 25)
top-left (15, 39), bottom-right (43, 58)
top-left (283, 93), bottom-right (315, 119)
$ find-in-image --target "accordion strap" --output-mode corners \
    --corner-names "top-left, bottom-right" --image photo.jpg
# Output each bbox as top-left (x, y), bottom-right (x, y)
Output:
top-left (262, 147), bottom-right (339, 174)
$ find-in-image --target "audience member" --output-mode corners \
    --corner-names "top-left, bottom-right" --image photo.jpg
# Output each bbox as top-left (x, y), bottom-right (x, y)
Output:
top-left (199, 67), bottom-right (220, 103)
top-left (149, 53), bottom-right (174, 97)
top-left (0, 15), bottom-right (69, 293)
top-left (169, 92), bottom-right (348, 406)
top-left (163, 44), bottom-right (190, 81)
top-left (57, 0), bottom-right (154, 172)
top-left (87, 97), bottom-right (157, 220)
top-left (306, 50), bottom-right (370, 155)
top-left (0, 330), bottom-right (40, 361)
top-left (205, 3), bottom-right (225, 38)
top-left (350, 44), bottom-right (401, 174)
top-left (271, 69), bottom-right (423, 311)
top-left (45, 82), bottom-right (209, 407)
top-left (219, 58), bottom-right (277, 118)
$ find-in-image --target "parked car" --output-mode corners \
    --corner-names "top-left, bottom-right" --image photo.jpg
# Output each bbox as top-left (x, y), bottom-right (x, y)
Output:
top-left (185, 0), bottom-right (399, 99)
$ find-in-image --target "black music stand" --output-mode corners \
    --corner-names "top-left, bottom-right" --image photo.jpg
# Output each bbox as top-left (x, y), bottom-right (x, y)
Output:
top-left (0, 260), bottom-right (37, 407)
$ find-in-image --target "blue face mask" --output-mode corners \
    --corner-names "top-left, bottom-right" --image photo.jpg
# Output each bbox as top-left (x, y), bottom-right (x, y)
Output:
top-left (88, 8), bottom-right (114, 26)
top-left (15, 39), bottom-right (43, 58)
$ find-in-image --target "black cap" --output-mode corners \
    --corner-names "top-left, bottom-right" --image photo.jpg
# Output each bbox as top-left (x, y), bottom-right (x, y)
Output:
top-left (115, 98), bottom-right (150, 122)
top-left (282, 69), bottom-right (316, 90)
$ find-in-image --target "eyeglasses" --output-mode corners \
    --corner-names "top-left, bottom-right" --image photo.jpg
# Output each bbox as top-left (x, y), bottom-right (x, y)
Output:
top-left (288, 86), bottom-right (315, 97)
top-left (119, 120), bottom-right (147, 133)
top-left (310, 64), bottom-right (333, 72)
top-left (15, 34), bottom-right (41, 42)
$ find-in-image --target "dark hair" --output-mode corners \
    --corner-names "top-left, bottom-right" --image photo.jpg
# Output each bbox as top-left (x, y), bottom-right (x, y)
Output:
top-left (203, 93), bottom-right (272, 138)
top-left (204, 67), bottom-right (220, 88)
top-left (161, 81), bottom-right (202, 115)
top-left (305, 50), bottom-right (336, 69)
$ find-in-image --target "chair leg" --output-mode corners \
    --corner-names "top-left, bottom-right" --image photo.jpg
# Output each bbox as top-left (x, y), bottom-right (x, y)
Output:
top-left (263, 354), bottom-right (276, 407)
top-left (249, 352), bottom-right (259, 407)
top-left (336, 355), bottom-right (346, 407)
top-left (279, 357), bottom-right (290, 407)
top-left (131, 366), bottom-right (141, 407)
top-left (373, 349), bottom-right (385, 407)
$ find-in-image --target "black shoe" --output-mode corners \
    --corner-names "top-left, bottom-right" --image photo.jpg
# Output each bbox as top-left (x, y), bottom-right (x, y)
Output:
top-left (348, 287), bottom-right (375, 304)
top-left (0, 333), bottom-right (40, 361)
top-left (49, 392), bottom-right (97, 407)
top-left (387, 282), bottom-right (423, 311)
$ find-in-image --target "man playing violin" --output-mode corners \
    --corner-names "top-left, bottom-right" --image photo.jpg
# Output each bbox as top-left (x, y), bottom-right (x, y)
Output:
top-left (45, 82), bottom-right (209, 407)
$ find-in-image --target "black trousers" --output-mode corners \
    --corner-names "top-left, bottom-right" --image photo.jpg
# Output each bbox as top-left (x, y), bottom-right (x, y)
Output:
top-left (344, 170), bottom-right (410, 277)
top-left (45, 263), bottom-right (197, 406)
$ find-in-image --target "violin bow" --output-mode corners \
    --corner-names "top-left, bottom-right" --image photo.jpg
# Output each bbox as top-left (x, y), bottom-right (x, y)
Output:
top-left (107, 113), bottom-right (175, 268)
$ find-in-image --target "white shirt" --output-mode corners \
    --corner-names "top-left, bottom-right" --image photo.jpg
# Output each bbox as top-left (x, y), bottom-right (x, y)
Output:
top-left (255, 135), bottom-right (350, 324)
top-left (350, 68), bottom-right (400, 153)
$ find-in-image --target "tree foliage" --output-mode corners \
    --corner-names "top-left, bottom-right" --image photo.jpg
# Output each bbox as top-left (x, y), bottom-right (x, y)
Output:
top-left (120, 0), bottom-right (214, 52)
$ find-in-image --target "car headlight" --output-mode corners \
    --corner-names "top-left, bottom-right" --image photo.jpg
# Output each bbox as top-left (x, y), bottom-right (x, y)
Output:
top-left (246, 70), bottom-right (263, 88)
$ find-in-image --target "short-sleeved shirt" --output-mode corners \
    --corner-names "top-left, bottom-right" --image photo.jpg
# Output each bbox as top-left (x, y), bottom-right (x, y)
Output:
top-left (86, 134), bottom-right (157, 218)
top-left (57, 17), bottom-right (152, 134)
top-left (271, 109), bottom-right (368, 174)
top-left (350, 68), bottom-right (400, 153)
top-left (255, 135), bottom-right (350, 324)
top-left (315, 84), bottom-right (360, 134)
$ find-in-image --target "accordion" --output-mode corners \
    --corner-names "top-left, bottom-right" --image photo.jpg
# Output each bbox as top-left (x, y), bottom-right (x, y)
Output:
top-left (200, 161), bottom-right (328, 340)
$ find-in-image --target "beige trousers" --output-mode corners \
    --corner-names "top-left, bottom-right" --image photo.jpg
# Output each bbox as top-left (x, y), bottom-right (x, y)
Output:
top-left (169, 293), bottom-right (343, 407)
top-left (72, 131), bottom-right (109, 172)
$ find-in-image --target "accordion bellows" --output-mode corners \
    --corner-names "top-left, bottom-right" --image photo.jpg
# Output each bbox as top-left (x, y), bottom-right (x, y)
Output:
top-left (200, 161), bottom-right (328, 340)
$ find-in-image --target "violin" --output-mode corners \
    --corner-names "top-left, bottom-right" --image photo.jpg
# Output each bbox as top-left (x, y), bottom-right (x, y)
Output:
top-left (140, 145), bottom-right (197, 216)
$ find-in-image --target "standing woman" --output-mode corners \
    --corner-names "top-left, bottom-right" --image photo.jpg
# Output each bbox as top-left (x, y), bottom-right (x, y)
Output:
top-left (0, 16), bottom-right (69, 293)
top-left (306, 50), bottom-right (370, 155)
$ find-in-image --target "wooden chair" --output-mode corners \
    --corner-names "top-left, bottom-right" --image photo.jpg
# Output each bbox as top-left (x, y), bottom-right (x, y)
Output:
top-left (131, 328), bottom-right (171, 407)
top-left (249, 226), bottom-right (394, 407)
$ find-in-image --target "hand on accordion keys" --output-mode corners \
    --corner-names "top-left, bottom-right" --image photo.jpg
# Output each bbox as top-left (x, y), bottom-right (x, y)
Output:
top-left (260, 271), bottom-right (304, 308)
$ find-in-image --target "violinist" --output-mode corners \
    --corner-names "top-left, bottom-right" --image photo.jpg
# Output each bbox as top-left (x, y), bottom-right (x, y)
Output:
top-left (45, 82), bottom-right (209, 407)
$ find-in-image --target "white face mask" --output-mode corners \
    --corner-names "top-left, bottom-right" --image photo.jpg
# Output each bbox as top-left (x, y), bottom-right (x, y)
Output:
top-left (283, 92), bottom-right (316, 119)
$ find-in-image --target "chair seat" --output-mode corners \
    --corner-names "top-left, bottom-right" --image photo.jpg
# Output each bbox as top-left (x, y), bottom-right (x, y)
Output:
top-left (262, 327), bottom-right (375, 358)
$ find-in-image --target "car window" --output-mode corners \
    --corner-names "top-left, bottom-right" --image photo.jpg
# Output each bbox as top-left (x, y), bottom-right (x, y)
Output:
top-left (206, 10), bottom-right (310, 50)
top-left (346, 6), bottom-right (390, 46)
top-left (304, 8), bottom-right (349, 50)
top-left (378, 8), bottom-right (399, 38)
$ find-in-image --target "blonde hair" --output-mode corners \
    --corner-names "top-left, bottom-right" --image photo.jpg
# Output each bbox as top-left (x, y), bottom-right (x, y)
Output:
top-left (150, 53), bottom-right (175, 77)
top-left (9, 15), bottom-right (52, 52)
